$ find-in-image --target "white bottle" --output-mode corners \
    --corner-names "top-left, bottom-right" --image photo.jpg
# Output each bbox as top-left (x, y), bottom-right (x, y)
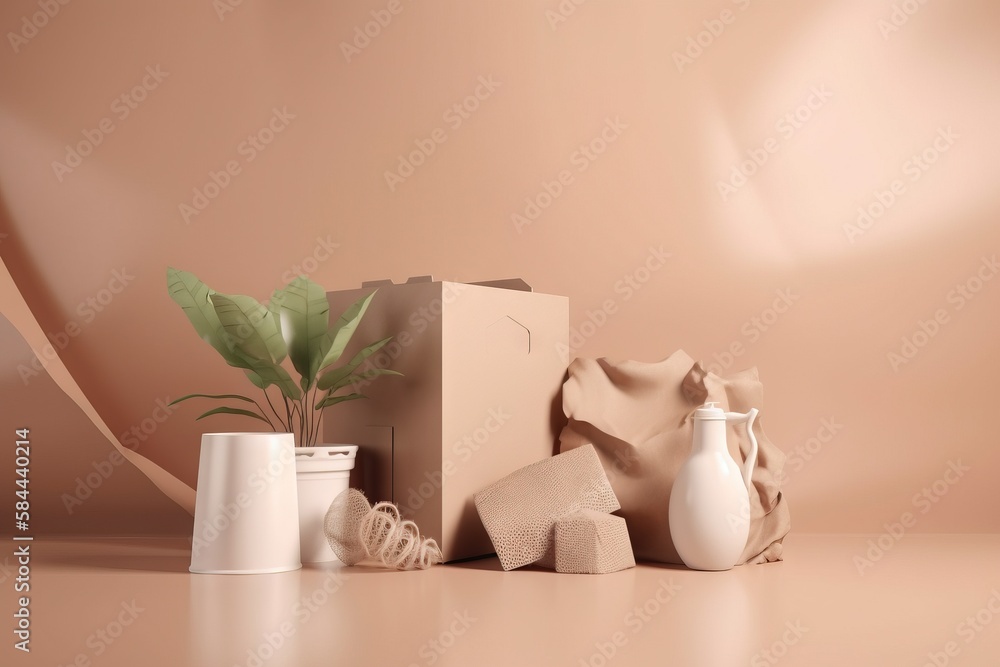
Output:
top-left (669, 403), bottom-right (759, 571)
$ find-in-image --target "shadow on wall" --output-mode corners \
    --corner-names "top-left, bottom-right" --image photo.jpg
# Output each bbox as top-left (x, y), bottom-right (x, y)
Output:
top-left (0, 313), bottom-right (193, 536)
top-left (0, 187), bottom-right (191, 536)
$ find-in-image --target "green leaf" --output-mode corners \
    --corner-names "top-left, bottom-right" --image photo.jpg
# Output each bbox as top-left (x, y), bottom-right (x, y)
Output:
top-left (211, 293), bottom-right (286, 364)
top-left (279, 276), bottom-right (331, 391)
top-left (316, 337), bottom-right (393, 391)
top-left (169, 393), bottom-right (258, 406)
top-left (267, 287), bottom-right (286, 356)
top-left (324, 369), bottom-right (402, 394)
top-left (245, 370), bottom-right (268, 390)
top-left (231, 346), bottom-right (302, 400)
top-left (166, 268), bottom-right (236, 360)
top-left (195, 406), bottom-right (272, 425)
top-left (199, 293), bottom-right (299, 399)
top-left (315, 393), bottom-right (366, 410)
top-left (319, 291), bottom-right (378, 371)
top-left (166, 267), bottom-right (267, 387)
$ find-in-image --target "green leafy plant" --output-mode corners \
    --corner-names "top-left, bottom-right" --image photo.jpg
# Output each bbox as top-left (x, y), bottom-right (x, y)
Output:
top-left (166, 268), bottom-right (400, 446)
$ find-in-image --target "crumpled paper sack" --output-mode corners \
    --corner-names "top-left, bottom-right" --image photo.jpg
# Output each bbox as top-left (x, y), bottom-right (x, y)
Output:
top-left (558, 350), bottom-right (790, 565)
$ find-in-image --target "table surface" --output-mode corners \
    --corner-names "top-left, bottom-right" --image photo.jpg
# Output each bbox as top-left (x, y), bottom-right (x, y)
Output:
top-left (3, 533), bottom-right (999, 667)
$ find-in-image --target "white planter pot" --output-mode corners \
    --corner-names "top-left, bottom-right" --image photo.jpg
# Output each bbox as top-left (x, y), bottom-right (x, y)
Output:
top-left (190, 433), bottom-right (301, 574)
top-left (295, 445), bottom-right (358, 563)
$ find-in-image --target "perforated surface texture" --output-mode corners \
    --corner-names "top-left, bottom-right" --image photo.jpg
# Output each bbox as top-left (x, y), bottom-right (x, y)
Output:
top-left (474, 444), bottom-right (620, 571)
top-left (554, 509), bottom-right (636, 574)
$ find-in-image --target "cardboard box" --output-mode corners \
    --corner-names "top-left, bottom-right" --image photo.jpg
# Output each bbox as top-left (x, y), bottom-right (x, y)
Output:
top-left (324, 276), bottom-right (569, 561)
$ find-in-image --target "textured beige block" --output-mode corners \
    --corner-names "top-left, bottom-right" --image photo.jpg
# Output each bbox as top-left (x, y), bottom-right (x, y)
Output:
top-left (474, 444), bottom-right (620, 571)
top-left (555, 510), bottom-right (636, 574)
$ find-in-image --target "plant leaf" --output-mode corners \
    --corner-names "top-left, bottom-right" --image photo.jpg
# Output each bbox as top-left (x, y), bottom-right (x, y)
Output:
top-left (316, 337), bottom-right (393, 391)
top-left (169, 393), bottom-right (258, 406)
top-left (245, 369), bottom-right (269, 390)
top-left (279, 276), bottom-right (331, 391)
top-left (319, 290), bottom-right (378, 372)
top-left (166, 268), bottom-right (237, 360)
top-left (315, 392), bottom-right (366, 410)
top-left (195, 406), bottom-right (272, 425)
top-left (166, 267), bottom-right (267, 387)
top-left (324, 368), bottom-right (402, 394)
top-left (231, 346), bottom-right (302, 400)
top-left (211, 293), bottom-right (286, 364)
top-left (267, 287), bottom-right (286, 360)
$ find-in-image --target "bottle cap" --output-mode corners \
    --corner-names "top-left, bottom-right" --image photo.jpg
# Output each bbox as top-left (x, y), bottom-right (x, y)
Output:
top-left (694, 402), bottom-right (726, 420)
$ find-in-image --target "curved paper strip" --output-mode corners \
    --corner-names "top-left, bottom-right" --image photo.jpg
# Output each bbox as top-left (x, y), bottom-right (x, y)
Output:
top-left (0, 258), bottom-right (195, 514)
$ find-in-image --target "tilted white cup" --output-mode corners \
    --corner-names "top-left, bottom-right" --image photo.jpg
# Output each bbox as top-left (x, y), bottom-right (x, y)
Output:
top-left (190, 433), bottom-right (301, 574)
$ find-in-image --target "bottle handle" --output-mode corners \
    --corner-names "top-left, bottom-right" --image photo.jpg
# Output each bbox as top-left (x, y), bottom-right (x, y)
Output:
top-left (725, 408), bottom-right (759, 492)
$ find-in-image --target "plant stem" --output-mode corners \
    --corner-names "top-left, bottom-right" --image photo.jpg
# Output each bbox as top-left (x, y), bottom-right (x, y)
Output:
top-left (290, 402), bottom-right (297, 440)
top-left (300, 391), bottom-right (308, 446)
top-left (305, 389), bottom-right (316, 447)
top-left (304, 390), bottom-right (312, 446)
top-left (252, 400), bottom-right (277, 431)
top-left (295, 396), bottom-right (306, 446)
top-left (311, 387), bottom-right (324, 445)
top-left (262, 389), bottom-right (287, 431)
top-left (308, 387), bottom-right (317, 445)
top-left (308, 386), bottom-right (316, 446)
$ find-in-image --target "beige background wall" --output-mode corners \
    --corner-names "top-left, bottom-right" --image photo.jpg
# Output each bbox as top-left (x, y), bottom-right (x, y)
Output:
top-left (1, 0), bottom-right (998, 535)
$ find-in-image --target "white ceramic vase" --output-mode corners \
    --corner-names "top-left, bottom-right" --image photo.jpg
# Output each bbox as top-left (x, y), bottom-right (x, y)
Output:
top-left (669, 404), bottom-right (759, 571)
top-left (190, 432), bottom-right (301, 574)
top-left (294, 445), bottom-right (358, 563)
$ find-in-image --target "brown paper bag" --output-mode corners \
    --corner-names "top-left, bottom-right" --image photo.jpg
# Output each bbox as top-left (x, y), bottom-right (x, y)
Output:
top-left (558, 350), bottom-right (790, 565)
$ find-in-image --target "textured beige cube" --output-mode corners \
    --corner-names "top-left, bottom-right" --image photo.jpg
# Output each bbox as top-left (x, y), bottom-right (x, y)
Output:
top-left (474, 445), bottom-right (620, 571)
top-left (555, 510), bottom-right (635, 574)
